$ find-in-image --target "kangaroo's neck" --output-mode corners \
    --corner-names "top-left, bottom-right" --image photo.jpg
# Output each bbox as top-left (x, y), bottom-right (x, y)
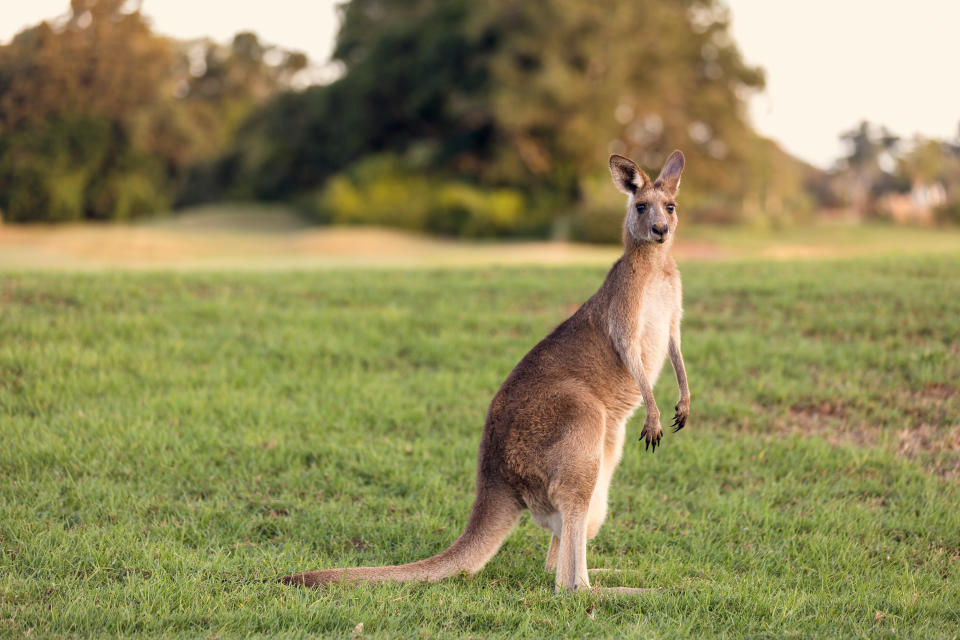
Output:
top-left (623, 241), bottom-right (673, 271)
top-left (592, 241), bottom-right (669, 317)
top-left (620, 240), bottom-right (669, 287)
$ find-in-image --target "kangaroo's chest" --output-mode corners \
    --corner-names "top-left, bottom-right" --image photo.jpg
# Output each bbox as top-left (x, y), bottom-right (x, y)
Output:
top-left (634, 278), bottom-right (674, 378)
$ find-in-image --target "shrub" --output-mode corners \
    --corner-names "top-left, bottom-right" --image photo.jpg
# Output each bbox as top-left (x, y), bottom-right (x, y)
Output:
top-left (0, 118), bottom-right (108, 222)
top-left (309, 155), bottom-right (530, 237)
top-left (935, 200), bottom-right (960, 225)
top-left (88, 169), bottom-right (170, 221)
top-left (0, 116), bottom-right (169, 222)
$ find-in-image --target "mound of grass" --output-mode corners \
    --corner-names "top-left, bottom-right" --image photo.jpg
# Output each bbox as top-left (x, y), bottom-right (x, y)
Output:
top-left (1, 257), bottom-right (958, 637)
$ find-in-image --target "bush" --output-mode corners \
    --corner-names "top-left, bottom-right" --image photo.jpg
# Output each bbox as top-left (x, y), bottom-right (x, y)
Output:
top-left (935, 200), bottom-right (960, 225)
top-left (0, 117), bottom-right (170, 222)
top-left (0, 118), bottom-right (106, 222)
top-left (305, 155), bottom-right (531, 237)
top-left (567, 171), bottom-right (627, 243)
top-left (88, 169), bottom-right (170, 221)
top-left (570, 207), bottom-right (623, 244)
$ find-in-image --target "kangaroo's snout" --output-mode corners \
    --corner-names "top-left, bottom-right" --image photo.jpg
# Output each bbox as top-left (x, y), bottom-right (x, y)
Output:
top-left (651, 223), bottom-right (668, 241)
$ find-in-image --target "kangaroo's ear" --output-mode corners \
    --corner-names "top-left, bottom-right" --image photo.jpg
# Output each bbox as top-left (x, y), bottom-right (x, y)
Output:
top-left (609, 155), bottom-right (651, 195)
top-left (654, 150), bottom-right (685, 196)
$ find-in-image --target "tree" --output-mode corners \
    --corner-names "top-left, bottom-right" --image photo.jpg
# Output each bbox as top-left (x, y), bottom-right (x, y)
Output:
top-left (836, 121), bottom-right (899, 215)
top-left (0, 0), bottom-right (171, 135)
top-left (0, 1), bottom-right (310, 221)
top-left (899, 137), bottom-right (945, 186)
top-left (215, 0), bottom-right (783, 228)
top-left (0, 0), bottom-right (173, 221)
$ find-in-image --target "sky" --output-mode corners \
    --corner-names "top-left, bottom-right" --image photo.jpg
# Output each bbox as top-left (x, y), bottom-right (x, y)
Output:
top-left (3, 0), bottom-right (958, 170)
top-left (725, 0), bottom-right (960, 168)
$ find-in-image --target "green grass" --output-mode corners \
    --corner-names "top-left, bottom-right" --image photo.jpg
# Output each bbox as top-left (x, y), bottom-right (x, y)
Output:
top-left (1, 257), bottom-right (959, 638)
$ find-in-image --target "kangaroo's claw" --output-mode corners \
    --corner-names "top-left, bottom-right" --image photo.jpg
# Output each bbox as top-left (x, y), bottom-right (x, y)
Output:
top-left (672, 403), bottom-right (688, 433)
top-left (640, 425), bottom-right (662, 452)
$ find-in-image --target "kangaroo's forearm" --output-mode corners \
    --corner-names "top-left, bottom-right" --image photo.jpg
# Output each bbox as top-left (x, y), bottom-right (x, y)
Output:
top-left (613, 335), bottom-right (659, 419)
top-left (668, 336), bottom-right (689, 401)
top-left (631, 356), bottom-right (659, 418)
top-left (617, 338), bottom-right (664, 450)
top-left (627, 354), bottom-right (660, 415)
top-left (668, 334), bottom-right (690, 432)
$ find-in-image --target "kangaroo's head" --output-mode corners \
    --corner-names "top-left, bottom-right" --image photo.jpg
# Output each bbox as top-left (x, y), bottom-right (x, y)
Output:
top-left (609, 150), bottom-right (685, 247)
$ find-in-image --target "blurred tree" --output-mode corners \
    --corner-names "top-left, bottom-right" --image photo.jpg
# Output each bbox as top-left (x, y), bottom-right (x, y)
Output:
top-left (896, 135), bottom-right (960, 224)
top-left (836, 121), bottom-right (899, 216)
top-left (0, 0), bottom-right (823, 230)
top-left (898, 137), bottom-right (945, 186)
top-left (0, 1), bottom-right (310, 221)
top-left (478, 1), bottom-right (765, 189)
top-left (167, 32), bottom-right (313, 193)
top-left (0, 0), bottom-right (171, 134)
top-left (212, 0), bottom-right (798, 231)
top-left (0, 0), bottom-right (174, 221)
top-left (205, 0), bottom-right (493, 202)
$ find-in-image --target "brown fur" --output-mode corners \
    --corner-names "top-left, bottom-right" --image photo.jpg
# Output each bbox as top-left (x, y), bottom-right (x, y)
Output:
top-left (282, 151), bottom-right (691, 592)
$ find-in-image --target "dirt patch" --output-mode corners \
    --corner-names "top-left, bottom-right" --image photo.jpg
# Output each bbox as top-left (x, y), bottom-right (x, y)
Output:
top-left (788, 400), bottom-right (849, 434)
top-left (1, 279), bottom-right (79, 307)
top-left (672, 242), bottom-right (730, 260)
top-left (900, 383), bottom-right (957, 428)
top-left (762, 245), bottom-right (843, 260)
top-left (914, 382), bottom-right (956, 402)
top-left (787, 407), bottom-right (876, 448)
top-left (780, 394), bottom-right (960, 478)
top-left (350, 537), bottom-right (371, 551)
top-left (897, 424), bottom-right (938, 458)
top-left (0, 223), bottom-right (624, 269)
top-left (791, 400), bottom-right (848, 419)
top-left (897, 424), bottom-right (960, 478)
top-left (0, 219), bottom-right (791, 270)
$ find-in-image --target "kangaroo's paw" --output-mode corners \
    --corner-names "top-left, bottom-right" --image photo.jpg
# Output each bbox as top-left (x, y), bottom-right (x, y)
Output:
top-left (672, 399), bottom-right (689, 433)
top-left (640, 419), bottom-right (663, 452)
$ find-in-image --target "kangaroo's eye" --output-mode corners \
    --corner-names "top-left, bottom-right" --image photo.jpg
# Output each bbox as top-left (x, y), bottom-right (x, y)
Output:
top-left (635, 203), bottom-right (647, 213)
top-left (666, 204), bottom-right (676, 214)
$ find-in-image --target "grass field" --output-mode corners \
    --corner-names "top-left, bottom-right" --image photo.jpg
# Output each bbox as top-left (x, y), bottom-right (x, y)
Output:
top-left (2, 255), bottom-right (959, 637)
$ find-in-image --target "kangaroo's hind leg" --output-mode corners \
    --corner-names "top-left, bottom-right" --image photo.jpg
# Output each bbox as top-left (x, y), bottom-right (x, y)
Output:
top-left (547, 401), bottom-right (605, 592)
top-left (545, 533), bottom-right (560, 572)
top-left (554, 507), bottom-right (591, 591)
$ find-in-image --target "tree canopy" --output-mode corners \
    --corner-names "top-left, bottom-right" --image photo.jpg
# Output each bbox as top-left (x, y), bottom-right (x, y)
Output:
top-left (0, 0), bottom-right (307, 221)
top-left (213, 0), bottom-right (793, 230)
top-left (5, 0), bottom-right (956, 232)
top-left (204, 0), bottom-right (832, 236)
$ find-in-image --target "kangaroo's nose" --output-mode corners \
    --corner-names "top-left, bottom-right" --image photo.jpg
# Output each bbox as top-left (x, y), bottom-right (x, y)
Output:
top-left (651, 223), bottom-right (668, 236)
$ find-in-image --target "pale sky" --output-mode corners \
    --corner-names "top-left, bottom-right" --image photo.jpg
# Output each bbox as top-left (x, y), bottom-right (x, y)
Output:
top-left (3, 0), bottom-right (958, 169)
top-left (726, 0), bottom-right (960, 168)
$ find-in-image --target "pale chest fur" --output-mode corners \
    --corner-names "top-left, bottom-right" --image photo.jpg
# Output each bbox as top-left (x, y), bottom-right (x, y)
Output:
top-left (587, 273), bottom-right (678, 532)
top-left (598, 267), bottom-right (680, 429)
top-left (634, 274), bottom-right (676, 384)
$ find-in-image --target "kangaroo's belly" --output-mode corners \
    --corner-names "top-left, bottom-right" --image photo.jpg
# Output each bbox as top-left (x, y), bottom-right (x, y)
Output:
top-left (638, 283), bottom-right (674, 384)
top-left (640, 315), bottom-right (670, 383)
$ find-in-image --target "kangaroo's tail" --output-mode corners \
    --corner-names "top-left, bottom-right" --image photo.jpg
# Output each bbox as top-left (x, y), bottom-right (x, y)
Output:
top-left (280, 482), bottom-right (522, 587)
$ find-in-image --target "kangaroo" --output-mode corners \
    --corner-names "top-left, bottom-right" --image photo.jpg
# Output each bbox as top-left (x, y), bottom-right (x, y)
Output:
top-left (282, 151), bottom-right (691, 592)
